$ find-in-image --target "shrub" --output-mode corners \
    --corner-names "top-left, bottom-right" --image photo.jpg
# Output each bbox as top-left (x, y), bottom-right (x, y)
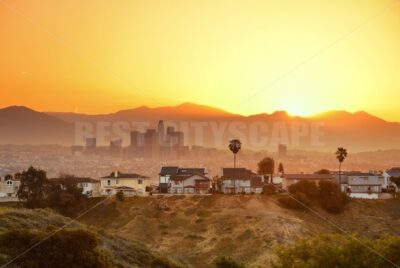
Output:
top-left (274, 234), bottom-right (400, 268)
top-left (116, 191), bottom-right (124, 202)
top-left (263, 184), bottom-right (276, 195)
top-left (278, 193), bottom-right (312, 210)
top-left (288, 180), bottom-right (319, 197)
top-left (214, 257), bottom-right (245, 268)
top-left (319, 180), bottom-right (348, 213)
top-left (0, 229), bottom-right (113, 268)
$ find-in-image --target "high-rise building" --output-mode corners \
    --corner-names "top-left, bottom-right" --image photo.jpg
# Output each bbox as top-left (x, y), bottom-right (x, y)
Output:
top-left (144, 129), bottom-right (158, 159)
top-left (130, 131), bottom-right (145, 158)
top-left (278, 144), bottom-right (287, 158)
top-left (158, 120), bottom-right (165, 145)
top-left (110, 138), bottom-right (123, 156)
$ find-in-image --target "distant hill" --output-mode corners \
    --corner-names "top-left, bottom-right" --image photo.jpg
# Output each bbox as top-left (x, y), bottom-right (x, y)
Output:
top-left (2, 103), bottom-right (400, 151)
top-left (0, 106), bottom-right (74, 145)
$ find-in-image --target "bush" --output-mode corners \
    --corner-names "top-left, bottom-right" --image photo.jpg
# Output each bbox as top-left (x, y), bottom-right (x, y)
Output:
top-left (214, 257), bottom-right (245, 268)
top-left (288, 180), bottom-right (319, 197)
top-left (0, 229), bottom-right (113, 268)
top-left (263, 184), bottom-right (276, 195)
top-left (278, 193), bottom-right (312, 210)
top-left (319, 180), bottom-right (348, 213)
top-left (116, 191), bottom-right (124, 202)
top-left (274, 234), bottom-right (400, 267)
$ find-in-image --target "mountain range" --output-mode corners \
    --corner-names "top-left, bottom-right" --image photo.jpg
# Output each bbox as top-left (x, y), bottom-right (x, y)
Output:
top-left (1, 103), bottom-right (400, 151)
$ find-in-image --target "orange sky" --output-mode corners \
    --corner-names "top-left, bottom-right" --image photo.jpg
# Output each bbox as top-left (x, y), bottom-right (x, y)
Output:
top-left (1, 0), bottom-right (400, 120)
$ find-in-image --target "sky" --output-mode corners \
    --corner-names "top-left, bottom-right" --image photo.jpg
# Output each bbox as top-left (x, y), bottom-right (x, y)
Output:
top-left (1, 0), bottom-right (400, 120)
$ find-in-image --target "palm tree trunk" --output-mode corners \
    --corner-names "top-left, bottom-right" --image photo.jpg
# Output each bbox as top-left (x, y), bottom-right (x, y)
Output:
top-left (234, 154), bottom-right (236, 168)
top-left (339, 162), bottom-right (342, 192)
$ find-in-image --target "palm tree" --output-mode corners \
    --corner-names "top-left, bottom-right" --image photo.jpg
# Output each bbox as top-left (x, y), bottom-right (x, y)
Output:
top-left (229, 139), bottom-right (241, 194)
top-left (229, 139), bottom-right (242, 168)
top-left (335, 147), bottom-right (348, 191)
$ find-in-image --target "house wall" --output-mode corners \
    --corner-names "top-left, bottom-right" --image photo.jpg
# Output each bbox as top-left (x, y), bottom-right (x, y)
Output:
top-left (78, 182), bottom-right (101, 197)
top-left (170, 175), bottom-right (210, 194)
top-left (100, 178), bottom-right (149, 196)
top-left (222, 179), bottom-right (252, 194)
top-left (0, 180), bottom-right (20, 197)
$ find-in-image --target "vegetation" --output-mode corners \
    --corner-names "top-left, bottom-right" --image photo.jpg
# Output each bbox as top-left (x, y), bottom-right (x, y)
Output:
top-left (257, 157), bottom-right (275, 183)
top-left (278, 163), bottom-right (284, 174)
top-left (277, 192), bottom-right (313, 210)
top-left (116, 191), bottom-right (125, 202)
top-left (281, 180), bottom-right (348, 213)
top-left (17, 167), bottom-right (89, 217)
top-left (335, 147), bottom-right (348, 186)
top-left (263, 184), bottom-right (276, 195)
top-left (0, 229), bottom-right (114, 268)
top-left (228, 139), bottom-right (242, 168)
top-left (288, 180), bottom-right (319, 197)
top-left (17, 166), bottom-right (50, 208)
top-left (214, 257), bottom-right (245, 268)
top-left (275, 234), bottom-right (400, 268)
top-left (315, 169), bottom-right (330, 174)
top-left (390, 176), bottom-right (400, 188)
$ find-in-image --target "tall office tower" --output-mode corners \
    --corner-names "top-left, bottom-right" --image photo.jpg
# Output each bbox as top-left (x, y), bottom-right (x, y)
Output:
top-left (130, 131), bottom-right (145, 158)
top-left (85, 137), bottom-right (97, 154)
top-left (110, 138), bottom-right (123, 156)
top-left (158, 120), bottom-right (165, 145)
top-left (144, 129), bottom-right (158, 159)
top-left (278, 144), bottom-right (288, 158)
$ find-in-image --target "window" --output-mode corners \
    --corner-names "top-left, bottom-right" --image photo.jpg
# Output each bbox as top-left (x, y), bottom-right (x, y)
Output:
top-left (138, 179), bottom-right (143, 185)
top-left (6, 180), bottom-right (12, 187)
top-left (107, 180), bottom-right (111, 186)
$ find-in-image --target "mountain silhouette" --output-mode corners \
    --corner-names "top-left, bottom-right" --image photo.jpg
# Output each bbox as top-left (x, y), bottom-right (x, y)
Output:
top-left (1, 103), bottom-right (400, 151)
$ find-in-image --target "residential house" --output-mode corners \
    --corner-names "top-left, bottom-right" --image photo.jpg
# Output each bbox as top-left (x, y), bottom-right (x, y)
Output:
top-left (220, 168), bottom-right (264, 194)
top-left (50, 177), bottom-right (101, 197)
top-left (340, 172), bottom-right (385, 199)
top-left (282, 174), bottom-right (335, 191)
top-left (159, 166), bottom-right (207, 193)
top-left (100, 171), bottom-right (150, 196)
top-left (0, 175), bottom-right (20, 198)
top-left (170, 174), bottom-right (211, 194)
top-left (383, 167), bottom-right (400, 190)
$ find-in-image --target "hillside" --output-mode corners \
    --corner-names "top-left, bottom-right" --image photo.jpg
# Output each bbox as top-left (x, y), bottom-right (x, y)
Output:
top-left (0, 207), bottom-right (184, 268)
top-left (78, 195), bottom-right (400, 267)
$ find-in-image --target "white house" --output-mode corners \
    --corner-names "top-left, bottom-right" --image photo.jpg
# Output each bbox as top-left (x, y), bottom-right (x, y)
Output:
top-left (220, 168), bottom-right (264, 194)
top-left (170, 174), bottom-right (211, 194)
top-left (159, 166), bottom-right (207, 193)
top-left (100, 171), bottom-right (150, 196)
top-left (383, 167), bottom-right (400, 190)
top-left (0, 175), bottom-right (20, 198)
top-left (339, 172), bottom-right (386, 199)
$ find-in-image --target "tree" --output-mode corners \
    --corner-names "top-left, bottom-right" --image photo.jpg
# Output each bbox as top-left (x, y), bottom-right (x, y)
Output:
top-left (47, 175), bottom-right (89, 217)
top-left (228, 139), bottom-right (242, 168)
top-left (288, 180), bottom-right (319, 197)
top-left (17, 166), bottom-right (51, 208)
top-left (278, 163), bottom-right (284, 175)
top-left (335, 147), bottom-right (348, 190)
top-left (0, 229), bottom-right (114, 268)
top-left (257, 157), bottom-right (275, 184)
top-left (315, 169), bottom-right (330, 174)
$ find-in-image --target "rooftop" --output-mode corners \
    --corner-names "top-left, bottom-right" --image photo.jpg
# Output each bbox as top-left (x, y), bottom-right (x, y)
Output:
top-left (102, 171), bottom-right (149, 179)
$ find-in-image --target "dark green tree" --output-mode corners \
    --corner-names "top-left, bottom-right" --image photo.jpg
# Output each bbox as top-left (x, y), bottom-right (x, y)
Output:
top-left (17, 166), bottom-right (51, 208)
top-left (257, 157), bottom-right (275, 183)
top-left (278, 163), bottom-right (284, 174)
top-left (315, 169), bottom-right (330, 174)
top-left (228, 139), bottom-right (242, 168)
top-left (214, 257), bottom-right (245, 268)
top-left (47, 175), bottom-right (89, 217)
